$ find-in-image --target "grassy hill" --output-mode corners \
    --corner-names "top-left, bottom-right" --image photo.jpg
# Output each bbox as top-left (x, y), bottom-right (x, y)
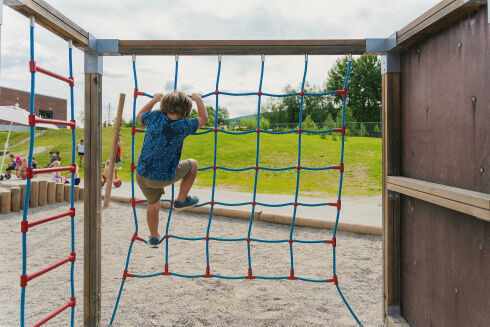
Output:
top-left (0, 128), bottom-right (381, 197)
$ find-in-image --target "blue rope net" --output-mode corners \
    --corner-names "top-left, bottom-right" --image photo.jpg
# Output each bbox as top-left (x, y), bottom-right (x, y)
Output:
top-left (20, 17), bottom-right (77, 327)
top-left (110, 54), bottom-right (361, 326)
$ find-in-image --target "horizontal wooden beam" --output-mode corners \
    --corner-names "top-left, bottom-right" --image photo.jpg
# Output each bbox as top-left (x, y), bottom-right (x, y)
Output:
top-left (387, 176), bottom-right (490, 222)
top-left (118, 39), bottom-right (366, 55)
top-left (396, 0), bottom-right (483, 46)
top-left (6, 0), bottom-right (89, 47)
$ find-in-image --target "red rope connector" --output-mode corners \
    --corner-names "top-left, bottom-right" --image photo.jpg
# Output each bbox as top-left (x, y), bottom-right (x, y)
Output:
top-left (131, 232), bottom-right (138, 243)
top-left (170, 200), bottom-right (174, 205)
top-left (335, 88), bottom-right (347, 98)
top-left (329, 200), bottom-right (341, 210)
top-left (210, 201), bottom-right (215, 206)
top-left (212, 165), bottom-right (217, 170)
top-left (257, 91), bottom-right (262, 96)
top-left (203, 266), bottom-right (212, 278)
top-left (69, 119), bottom-right (76, 129)
top-left (131, 163), bottom-right (137, 172)
top-left (256, 128), bottom-right (261, 133)
top-left (251, 201), bottom-right (256, 206)
top-left (214, 90), bottom-right (220, 95)
top-left (297, 128), bottom-right (303, 134)
top-left (29, 61), bottom-right (36, 73)
top-left (70, 297), bottom-right (76, 307)
top-left (133, 88), bottom-right (139, 98)
top-left (333, 275), bottom-right (338, 285)
top-left (333, 125), bottom-right (345, 135)
top-left (288, 239), bottom-right (294, 244)
top-left (213, 128), bottom-right (218, 133)
top-left (131, 125), bottom-right (144, 135)
top-left (293, 202), bottom-right (298, 207)
top-left (254, 166), bottom-right (259, 171)
top-left (20, 275), bottom-right (28, 287)
top-left (162, 264), bottom-right (170, 276)
top-left (131, 198), bottom-right (143, 207)
top-left (246, 237), bottom-right (251, 242)
top-left (205, 236), bottom-right (210, 242)
top-left (299, 91), bottom-right (305, 96)
top-left (28, 114), bottom-right (36, 126)
top-left (70, 163), bottom-right (77, 173)
top-left (69, 252), bottom-right (76, 262)
top-left (324, 237), bottom-right (336, 247)
top-left (164, 234), bottom-right (169, 239)
top-left (68, 77), bottom-right (74, 87)
top-left (287, 269), bottom-right (297, 280)
top-left (21, 221), bottom-right (29, 233)
top-left (246, 268), bottom-right (255, 279)
top-left (26, 167), bottom-right (33, 179)
top-left (69, 207), bottom-right (75, 217)
top-left (123, 269), bottom-right (134, 280)
top-left (296, 165), bottom-right (301, 170)
top-left (332, 163), bottom-right (344, 173)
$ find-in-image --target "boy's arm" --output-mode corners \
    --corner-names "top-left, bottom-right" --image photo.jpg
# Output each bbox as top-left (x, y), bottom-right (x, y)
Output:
top-left (192, 93), bottom-right (207, 129)
top-left (136, 93), bottom-right (163, 126)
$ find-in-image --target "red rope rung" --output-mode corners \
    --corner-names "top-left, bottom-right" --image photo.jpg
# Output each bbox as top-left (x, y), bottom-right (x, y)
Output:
top-left (27, 163), bottom-right (76, 179)
top-left (32, 298), bottom-right (76, 327)
top-left (20, 253), bottom-right (75, 286)
top-left (131, 125), bottom-right (144, 135)
top-left (32, 63), bottom-right (74, 86)
top-left (22, 209), bottom-right (73, 232)
top-left (28, 114), bottom-right (76, 129)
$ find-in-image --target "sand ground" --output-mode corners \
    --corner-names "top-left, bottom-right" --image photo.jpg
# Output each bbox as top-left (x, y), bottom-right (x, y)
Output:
top-left (0, 201), bottom-right (383, 327)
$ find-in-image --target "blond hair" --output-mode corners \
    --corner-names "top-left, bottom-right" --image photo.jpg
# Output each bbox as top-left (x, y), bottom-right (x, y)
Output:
top-left (160, 91), bottom-right (192, 118)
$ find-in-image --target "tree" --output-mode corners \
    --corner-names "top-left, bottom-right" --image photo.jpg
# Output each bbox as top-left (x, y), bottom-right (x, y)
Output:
top-left (205, 105), bottom-right (229, 127)
top-left (325, 55), bottom-right (381, 122)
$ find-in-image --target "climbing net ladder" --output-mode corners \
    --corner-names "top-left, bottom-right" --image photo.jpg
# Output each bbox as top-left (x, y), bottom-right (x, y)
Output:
top-left (110, 53), bottom-right (361, 326)
top-left (20, 17), bottom-right (77, 327)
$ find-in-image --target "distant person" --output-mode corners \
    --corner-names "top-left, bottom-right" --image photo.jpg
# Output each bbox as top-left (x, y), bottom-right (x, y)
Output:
top-left (21, 158), bottom-right (28, 179)
top-left (31, 156), bottom-right (38, 169)
top-left (45, 152), bottom-right (55, 168)
top-left (55, 151), bottom-right (62, 163)
top-left (5, 154), bottom-right (16, 173)
top-left (103, 159), bottom-right (111, 181)
top-left (76, 139), bottom-right (84, 167)
top-left (116, 136), bottom-right (122, 170)
top-left (51, 161), bottom-right (62, 182)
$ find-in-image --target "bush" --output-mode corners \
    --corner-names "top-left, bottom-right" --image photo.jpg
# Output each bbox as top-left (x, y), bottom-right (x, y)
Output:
top-left (302, 115), bottom-right (317, 133)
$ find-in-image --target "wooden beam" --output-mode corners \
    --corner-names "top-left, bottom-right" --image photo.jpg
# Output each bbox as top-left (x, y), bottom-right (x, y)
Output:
top-left (103, 93), bottom-right (125, 207)
top-left (382, 72), bottom-right (401, 325)
top-left (6, 0), bottom-right (89, 47)
top-left (387, 179), bottom-right (490, 222)
top-left (387, 176), bottom-right (490, 211)
top-left (118, 39), bottom-right (366, 55)
top-left (396, 0), bottom-right (483, 46)
top-left (84, 72), bottom-right (102, 327)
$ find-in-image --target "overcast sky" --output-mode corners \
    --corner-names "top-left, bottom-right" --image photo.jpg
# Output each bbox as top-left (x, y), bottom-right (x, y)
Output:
top-left (1, 0), bottom-right (439, 122)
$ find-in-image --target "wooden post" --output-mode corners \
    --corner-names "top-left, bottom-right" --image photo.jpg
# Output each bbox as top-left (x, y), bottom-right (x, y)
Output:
top-left (29, 180), bottom-right (39, 208)
top-left (38, 180), bottom-right (48, 206)
top-left (382, 67), bottom-right (402, 323)
top-left (84, 72), bottom-right (102, 327)
top-left (64, 184), bottom-right (71, 202)
top-left (104, 93), bottom-right (125, 207)
top-left (56, 183), bottom-right (64, 202)
top-left (74, 186), bottom-right (80, 201)
top-left (0, 189), bottom-right (11, 214)
top-left (79, 187), bottom-right (84, 201)
top-left (47, 181), bottom-right (56, 204)
top-left (10, 187), bottom-right (21, 212)
top-left (19, 184), bottom-right (26, 209)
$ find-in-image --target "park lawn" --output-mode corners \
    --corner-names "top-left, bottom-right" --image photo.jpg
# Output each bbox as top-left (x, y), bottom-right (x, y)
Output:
top-left (0, 127), bottom-right (381, 197)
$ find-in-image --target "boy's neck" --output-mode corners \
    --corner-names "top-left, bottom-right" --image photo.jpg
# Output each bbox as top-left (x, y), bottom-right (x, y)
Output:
top-left (166, 113), bottom-right (184, 120)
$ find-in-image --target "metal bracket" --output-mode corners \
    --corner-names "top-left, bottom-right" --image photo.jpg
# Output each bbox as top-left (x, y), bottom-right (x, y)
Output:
top-left (84, 33), bottom-right (103, 74)
top-left (366, 33), bottom-right (397, 54)
top-left (381, 52), bottom-right (400, 74)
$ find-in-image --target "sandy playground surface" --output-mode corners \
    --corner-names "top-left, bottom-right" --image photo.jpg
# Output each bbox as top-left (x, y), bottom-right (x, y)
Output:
top-left (0, 202), bottom-right (382, 327)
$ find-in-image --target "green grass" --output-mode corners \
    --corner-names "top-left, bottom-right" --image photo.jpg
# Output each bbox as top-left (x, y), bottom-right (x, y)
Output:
top-left (0, 128), bottom-right (381, 197)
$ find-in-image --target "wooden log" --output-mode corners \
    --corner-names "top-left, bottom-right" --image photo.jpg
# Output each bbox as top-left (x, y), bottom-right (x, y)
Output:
top-left (0, 189), bottom-right (11, 214)
top-left (56, 183), bottom-right (64, 202)
top-left (38, 180), bottom-right (48, 206)
top-left (74, 186), bottom-right (80, 201)
top-left (10, 187), bottom-right (21, 212)
top-left (64, 184), bottom-right (71, 202)
top-left (19, 184), bottom-right (26, 209)
top-left (104, 93), bottom-right (125, 207)
top-left (29, 180), bottom-right (39, 208)
top-left (47, 181), bottom-right (56, 204)
top-left (78, 187), bottom-right (84, 201)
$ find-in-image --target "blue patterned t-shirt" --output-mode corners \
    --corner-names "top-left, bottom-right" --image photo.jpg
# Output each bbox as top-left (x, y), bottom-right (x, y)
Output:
top-left (136, 110), bottom-right (199, 181)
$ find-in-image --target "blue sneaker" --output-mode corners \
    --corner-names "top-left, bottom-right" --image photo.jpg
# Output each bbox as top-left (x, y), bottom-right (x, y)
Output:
top-left (147, 237), bottom-right (160, 248)
top-left (173, 195), bottom-right (199, 211)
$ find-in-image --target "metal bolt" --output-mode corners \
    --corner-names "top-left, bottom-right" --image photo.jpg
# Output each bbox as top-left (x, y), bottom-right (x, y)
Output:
top-left (454, 288), bottom-right (458, 294)
top-left (424, 106), bottom-right (429, 112)
top-left (411, 206), bottom-right (414, 213)
top-left (480, 243), bottom-right (484, 251)
top-left (480, 167), bottom-right (485, 174)
top-left (417, 48), bottom-right (421, 55)
top-left (472, 96), bottom-right (477, 105)
top-left (457, 42), bottom-right (462, 48)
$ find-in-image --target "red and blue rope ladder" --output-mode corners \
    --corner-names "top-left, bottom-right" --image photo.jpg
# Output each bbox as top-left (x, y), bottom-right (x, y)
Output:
top-left (110, 54), bottom-right (361, 326)
top-left (20, 17), bottom-right (77, 327)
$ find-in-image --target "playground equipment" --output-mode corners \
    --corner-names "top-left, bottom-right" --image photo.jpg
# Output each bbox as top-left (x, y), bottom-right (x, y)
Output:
top-left (108, 53), bottom-right (358, 325)
top-left (101, 170), bottom-right (122, 188)
top-left (2, 0), bottom-right (489, 326)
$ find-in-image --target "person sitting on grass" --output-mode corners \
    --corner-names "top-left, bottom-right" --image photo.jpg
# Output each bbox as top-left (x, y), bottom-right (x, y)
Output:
top-left (136, 91), bottom-right (207, 248)
top-left (32, 156), bottom-right (38, 169)
top-left (5, 154), bottom-right (16, 174)
top-left (44, 151), bottom-right (55, 168)
top-left (51, 161), bottom-right (62, 182)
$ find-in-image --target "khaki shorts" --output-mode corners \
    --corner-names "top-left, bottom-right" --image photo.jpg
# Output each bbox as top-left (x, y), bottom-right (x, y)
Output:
top-left (136, 159), bottom-right (193, 204)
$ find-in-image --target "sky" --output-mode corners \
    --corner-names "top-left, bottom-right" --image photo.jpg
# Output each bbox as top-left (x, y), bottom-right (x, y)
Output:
top-left (0, 0), bottom-right (440, 123)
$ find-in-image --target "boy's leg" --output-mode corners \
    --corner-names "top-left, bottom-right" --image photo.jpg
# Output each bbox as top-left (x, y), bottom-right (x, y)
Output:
top-left (147, 202), bottom-right (160, 238)
top-left (175, 159), bottom-right (198, 202)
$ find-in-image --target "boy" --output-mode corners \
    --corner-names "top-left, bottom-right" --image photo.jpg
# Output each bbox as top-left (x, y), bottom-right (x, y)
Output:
top-left (136, 91), bottom-right (207, 248)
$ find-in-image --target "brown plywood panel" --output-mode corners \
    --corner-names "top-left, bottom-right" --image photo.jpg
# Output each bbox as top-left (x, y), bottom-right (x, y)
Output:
top-left (400, 196), bottom-right (490, 327)
top-left (400, 7), bottom-right (490, 194)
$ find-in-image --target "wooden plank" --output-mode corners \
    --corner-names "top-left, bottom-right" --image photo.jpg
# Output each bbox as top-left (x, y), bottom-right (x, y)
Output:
top-left (84, 73), bottom-right (102, 327)
top-left (7, 0), bottom-right (89, 47)
top-left (0, 189), bottom-right (11, 214)
top-left (55, 182), bottom-right (64, 202)
top-left (118, 39), bottom-right (366, 55)
top-left (382, 72), bottom-right (401, 324)
top-left (103, 93), bottom-right (125, 207)
top-left (47, 181), bottom-right (56, 204)
top-left (29, 180), bottom-right (39, 208)
top-left (387, 176), bottom-right (490, 210)
top-left (388, 183), bottom-right (490, 222)
top-left (38, 180), bottom-right (47, 206)
top-left (10, 187), bottom-right (21, 212)
top-left (396, 0), bottom-right (482, 46)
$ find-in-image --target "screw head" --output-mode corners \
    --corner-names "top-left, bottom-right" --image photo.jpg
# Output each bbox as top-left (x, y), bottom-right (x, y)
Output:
top-left (457, 42), bottom-right (462, 48)
top-left (480, 167), bottom-right (484, 174)
top-left (424, 106), bottom-right (429, 112)
top-left (471, 96), bottom-right (477, 105)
